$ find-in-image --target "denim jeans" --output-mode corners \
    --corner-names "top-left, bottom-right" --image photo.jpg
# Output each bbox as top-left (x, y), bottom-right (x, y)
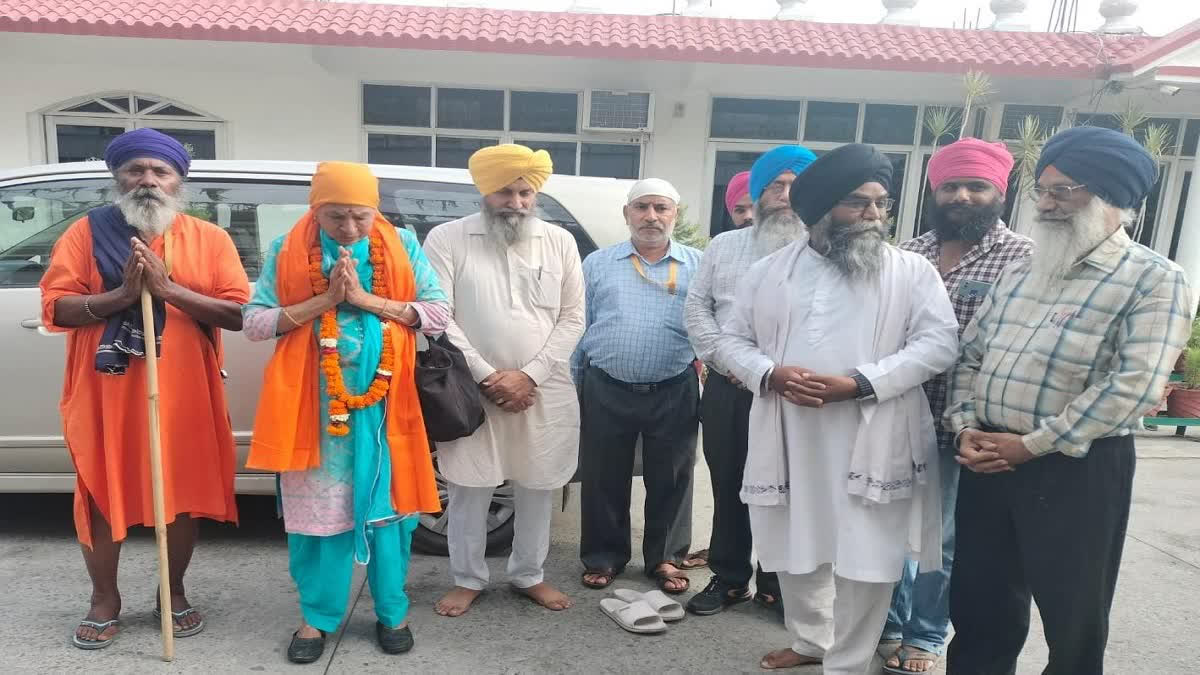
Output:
top-left (882, 442), bottom-right (960, 655)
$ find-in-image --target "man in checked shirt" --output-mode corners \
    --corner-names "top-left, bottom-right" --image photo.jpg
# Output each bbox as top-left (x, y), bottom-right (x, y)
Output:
top-left (944, 126), bottom-right (1194, 675)
top-left (880, 138), bottom-right (1032, 674)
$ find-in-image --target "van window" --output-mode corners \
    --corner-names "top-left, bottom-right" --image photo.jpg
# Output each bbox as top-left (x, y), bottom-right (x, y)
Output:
top-left (1, 175), bottom-right (597, 288)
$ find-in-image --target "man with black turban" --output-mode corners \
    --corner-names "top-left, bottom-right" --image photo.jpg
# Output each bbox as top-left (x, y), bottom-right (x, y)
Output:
top-left (945, 126), bottom-right (1194, 673)
top-left (717, 144), bottom-right (958, 673)
top-left (39, 128), bottom-right (250, 650)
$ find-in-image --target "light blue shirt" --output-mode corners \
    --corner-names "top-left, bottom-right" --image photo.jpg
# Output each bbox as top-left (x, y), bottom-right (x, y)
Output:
top-left (572, 238), bottom-right (702, 384)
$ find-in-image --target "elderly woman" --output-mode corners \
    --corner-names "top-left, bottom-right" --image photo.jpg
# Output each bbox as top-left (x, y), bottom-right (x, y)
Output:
top-left (244, 162), bottom-right (445, 663)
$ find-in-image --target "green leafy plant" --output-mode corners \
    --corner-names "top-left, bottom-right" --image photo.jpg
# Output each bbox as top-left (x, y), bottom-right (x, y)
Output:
top-left (1010, 114), bottom-right (1055, 195)
top-left (1182, 346), bottom-right (1200, 390)
top-left (959, 70), bottom-right (995, 139)
top-left (671, 203), bottom-right (710, 250)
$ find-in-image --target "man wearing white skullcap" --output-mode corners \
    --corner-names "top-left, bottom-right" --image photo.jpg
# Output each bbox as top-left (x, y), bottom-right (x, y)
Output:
top-left (572, 179), bottom-right (704, 596)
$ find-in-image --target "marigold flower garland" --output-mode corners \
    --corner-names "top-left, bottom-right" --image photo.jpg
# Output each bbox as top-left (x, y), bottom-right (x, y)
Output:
top-left (309, 229), bottom-right (393, 437)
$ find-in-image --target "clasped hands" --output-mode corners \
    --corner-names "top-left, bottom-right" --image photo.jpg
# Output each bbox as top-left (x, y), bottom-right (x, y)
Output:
top-left (956, 429), bottom-right (1035, 473)
top-left (480, 370), bottom-right (537, 413)
top-left (119, 237), bottom-right (177, 302)
top-left (768, 366), bottom-right (857, 408)
top-left (323, 247), bottom-right (415, 321)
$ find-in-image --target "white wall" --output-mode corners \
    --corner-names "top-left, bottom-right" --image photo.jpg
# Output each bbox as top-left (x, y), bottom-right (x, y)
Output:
top-left (3, 32), bottom-right (1198, 248)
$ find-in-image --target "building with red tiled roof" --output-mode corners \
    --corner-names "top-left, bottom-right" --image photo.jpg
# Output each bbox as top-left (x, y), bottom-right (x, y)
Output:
top-left (1, 0), bottom-right (1198, 267)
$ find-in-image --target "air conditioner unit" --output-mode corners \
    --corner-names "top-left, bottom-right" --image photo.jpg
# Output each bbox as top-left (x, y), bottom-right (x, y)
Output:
top-left (583, 90), bottom-right (654, 133)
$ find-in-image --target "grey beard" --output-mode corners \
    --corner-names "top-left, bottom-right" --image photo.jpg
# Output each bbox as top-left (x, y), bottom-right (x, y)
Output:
top-left (482, 203), bottom-right (533, 249)
top-left (1029, 198), bottom-right (1113, 284)
top-left (752, 201), bottom-right (805, 257)
top-left (115, 185), bottom-right (185, 237)
top-left (818, 216), bottom-right (887, 281)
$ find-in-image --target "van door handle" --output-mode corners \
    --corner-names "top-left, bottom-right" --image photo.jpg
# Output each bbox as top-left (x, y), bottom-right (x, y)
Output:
top-left (21, 317), bottom-right (63, 336)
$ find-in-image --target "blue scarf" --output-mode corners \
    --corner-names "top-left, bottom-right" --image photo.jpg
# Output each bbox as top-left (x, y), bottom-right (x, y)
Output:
top-left (89, 205), bottom-right (166, 375)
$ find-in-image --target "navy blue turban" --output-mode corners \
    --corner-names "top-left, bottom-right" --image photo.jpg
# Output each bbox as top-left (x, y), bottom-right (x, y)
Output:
top-left (103, 128), bottom-right (191, 177)
top-left (790, 143), bottom-right (893, 226)
top-left (1035, 126), bottom-right (1156, 210)
top-left (749, 145), bottom-right (817, 202)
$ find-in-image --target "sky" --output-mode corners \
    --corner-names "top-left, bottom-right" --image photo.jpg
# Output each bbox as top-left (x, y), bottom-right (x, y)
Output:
top-left (374, 0), bottom-right (1196, 37)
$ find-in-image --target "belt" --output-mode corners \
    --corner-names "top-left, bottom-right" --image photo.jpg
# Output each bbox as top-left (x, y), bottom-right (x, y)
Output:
top-left (590, 366), bottom-right (692, 393)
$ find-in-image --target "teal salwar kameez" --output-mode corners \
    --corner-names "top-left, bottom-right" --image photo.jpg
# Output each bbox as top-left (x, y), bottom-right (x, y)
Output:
top-left (245, 227), bottom-right (448, 632)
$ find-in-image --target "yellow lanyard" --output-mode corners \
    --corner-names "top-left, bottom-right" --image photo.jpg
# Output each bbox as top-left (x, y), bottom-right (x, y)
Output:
top-left (630, 255), bottom-right (678, 296)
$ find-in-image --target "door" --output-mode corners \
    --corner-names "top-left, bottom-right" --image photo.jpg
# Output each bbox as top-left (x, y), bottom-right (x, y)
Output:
top-left (705, 142), bottom-right (777, 238)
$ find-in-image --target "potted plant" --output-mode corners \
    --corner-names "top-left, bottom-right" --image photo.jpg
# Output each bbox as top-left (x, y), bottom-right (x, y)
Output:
top-left (1167, 318), bottom-right (1200, 417)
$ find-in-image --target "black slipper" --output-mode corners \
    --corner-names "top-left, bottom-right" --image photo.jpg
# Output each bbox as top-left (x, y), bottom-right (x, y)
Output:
top-left (287, 629), bottom-right (326, 664)
top-left (376, 622), bottom-right (414, 654)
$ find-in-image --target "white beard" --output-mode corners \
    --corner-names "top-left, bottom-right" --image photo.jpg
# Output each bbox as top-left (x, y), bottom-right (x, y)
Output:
top-left (482, 203), bottom-right (533, 250)
top-left (1029, 199), bottom-right (1115, 283)
top-left (115, 186), bottom-right (184, 237)
top-left (814, 215), bottom-right (887, 282)
top-left (752, 201), bottom-right (806, 257)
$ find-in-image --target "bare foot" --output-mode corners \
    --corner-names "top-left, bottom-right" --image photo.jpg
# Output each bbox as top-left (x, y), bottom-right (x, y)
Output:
top-left (75, 594), bottom-right (121, 644)
top-left (653, 563), bottom-right (689, 593)
top-left (434, 586), bottom-right (482, 617)
top-left (159, 592), bottom-right (203, 633)
top-left (296, 620), bottom-right (323, 639)
top-left (513, 582), bottom-right (572, 611)
top-left (886, 645), bottom-right (939, 672)
top-left (760, 648), bottom-right (822, 670)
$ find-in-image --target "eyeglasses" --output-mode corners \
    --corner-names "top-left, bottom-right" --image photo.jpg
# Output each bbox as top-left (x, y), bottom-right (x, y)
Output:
top-left (1029, 184), bottom-right (1088, 202)
top-left (837, 197), bottom-right (895, 213)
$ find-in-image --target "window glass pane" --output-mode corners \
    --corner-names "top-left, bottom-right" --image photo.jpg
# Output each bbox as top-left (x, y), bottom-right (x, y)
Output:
top-left (1184, 120), bottom-right (1200, 157)
top-left (1075, 113), bottom-right (1121, 131)
top-left (135, 97), bottom-right (161, 113)
top-left (999, 105), bottom-right (1063, 140)
top-left (511, 92), bottom-right (578, 134)
top-left (1132, 164), bottom-right (1169, 248)
top-left (1137, 118), bottom-right (1180, 154)
top-left (148, 128), bottom-right (217, 160)
top-left (362, 85), bottom-right (431, 127)
top-left (151, 105), bottom-right (203, 118)
top-left (515, 139), bottom-right (577, 175)
top-left (181, 180), bottom-right (312, 280)
top-left (710, 98), bottom-right (801, 140)
top-left (804, 101), bottom-right (859, 143)
top-left (0, 179), bottom-right (111, 286)
top-left (102, 97), bottom-right (131, 112)
top-left (367, 134), bottom-right (432, 166)
top-left (435, 137), bottom-right (499, 169)
top-left (437, 88), bottom-right (504, 130)
top-left (920, 106), bottom-right (963, 146)
top-left (54, 124), bottom-right (126, 163)
top-left (863, 105), bottom-right (918, 146)
top-left (580, 143), bottom-right (640, 179)
top-left (62, 100), bottom-right (116, 114)
top-left (378, 179), bottom-right (596, 256)
top-left (1170, 170), bottom-right (1192, 259)
top-left (884, 153), bottom-right (907, 239)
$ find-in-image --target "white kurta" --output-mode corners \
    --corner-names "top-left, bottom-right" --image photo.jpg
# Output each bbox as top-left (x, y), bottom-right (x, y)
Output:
top-left (422, 214), bottom-right (586, 490)
top-left (720, 243), bottom-right (958, 583)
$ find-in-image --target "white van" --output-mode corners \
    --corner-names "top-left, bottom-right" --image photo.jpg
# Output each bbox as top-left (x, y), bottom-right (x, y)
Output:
top-left (0, 160), bottom-right (634, 554)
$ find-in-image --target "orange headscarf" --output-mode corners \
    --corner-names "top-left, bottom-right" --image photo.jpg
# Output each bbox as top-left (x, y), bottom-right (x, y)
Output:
top-left (246, 162), bottom-right (440, 515)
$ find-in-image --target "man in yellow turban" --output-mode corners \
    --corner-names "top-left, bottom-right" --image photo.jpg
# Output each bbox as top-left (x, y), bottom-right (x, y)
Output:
top-left (424, 144), bottom-right (586, 617)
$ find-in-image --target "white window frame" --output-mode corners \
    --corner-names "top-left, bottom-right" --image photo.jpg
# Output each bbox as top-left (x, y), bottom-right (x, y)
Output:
top-left (360, 82), bottom-right (644, 178)
top-left (41, 92), bottom-right (226, 164)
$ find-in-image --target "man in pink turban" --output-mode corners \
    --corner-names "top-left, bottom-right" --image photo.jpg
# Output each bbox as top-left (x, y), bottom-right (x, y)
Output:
top-left (879, 137), bottom-right (1033, 673)
top-left (725, 171), bottom-right (753, 228)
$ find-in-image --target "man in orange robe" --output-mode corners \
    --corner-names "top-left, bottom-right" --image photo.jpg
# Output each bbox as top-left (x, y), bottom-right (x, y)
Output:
top-left (39, 128), bottom-right (250, 650)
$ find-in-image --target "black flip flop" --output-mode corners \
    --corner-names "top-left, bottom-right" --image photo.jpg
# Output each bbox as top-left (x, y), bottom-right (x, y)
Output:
top-left (581, 569), bottom-right (617, 589)
top-left (287, 629), bottom-right (327, 664)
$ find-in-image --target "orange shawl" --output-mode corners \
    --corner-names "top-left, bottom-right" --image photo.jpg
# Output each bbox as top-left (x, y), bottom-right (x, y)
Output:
top-left (247, 213), bottom-right (440, 515)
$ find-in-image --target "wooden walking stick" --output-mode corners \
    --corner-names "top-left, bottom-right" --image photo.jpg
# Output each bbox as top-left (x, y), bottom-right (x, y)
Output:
top-left (141, 287), bottom-right (175, 662)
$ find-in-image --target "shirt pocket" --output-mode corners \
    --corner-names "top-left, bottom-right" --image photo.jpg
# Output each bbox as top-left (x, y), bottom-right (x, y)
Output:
top-left (522, 264), bottom-right (562, 309)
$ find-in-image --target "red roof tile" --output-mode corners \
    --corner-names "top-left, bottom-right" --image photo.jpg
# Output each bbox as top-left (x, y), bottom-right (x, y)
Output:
top-left (0, 0), bottom-right (1162, 78)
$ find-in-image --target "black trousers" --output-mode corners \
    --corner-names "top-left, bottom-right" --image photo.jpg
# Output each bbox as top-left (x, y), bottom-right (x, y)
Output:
top-left (579, 366), bottom-right (699, 575)
top-left (701, 372), bottom-right (780, 596)
top-left (947, 434), bottom-right (1135, 675)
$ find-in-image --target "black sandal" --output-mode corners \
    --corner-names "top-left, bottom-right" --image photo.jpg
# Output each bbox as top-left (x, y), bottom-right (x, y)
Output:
top-left (652, 565), bottom-right (690, 595)
top-left (581, 569), bottom-right (617, 589)
top-left (287, 629), bottom-right (326, 664)
top-left (376, 622), bottom-right (414, 654)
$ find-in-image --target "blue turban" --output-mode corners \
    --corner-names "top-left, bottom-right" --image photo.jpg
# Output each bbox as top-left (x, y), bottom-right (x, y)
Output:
top-left (1035, 127), bottom-right (1156, 210)
top-left (103, 128), bottom-right (191, 177)
top-left (749, 145), bottom-right (817, 202)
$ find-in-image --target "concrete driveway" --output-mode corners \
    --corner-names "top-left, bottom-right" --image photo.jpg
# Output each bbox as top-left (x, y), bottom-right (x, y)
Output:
top-left (1, 429), bottom-right (1197, 673)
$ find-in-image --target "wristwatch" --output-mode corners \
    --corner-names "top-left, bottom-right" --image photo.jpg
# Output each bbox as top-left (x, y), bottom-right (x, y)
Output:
top-left (851, 372), bottom-right (876, 401)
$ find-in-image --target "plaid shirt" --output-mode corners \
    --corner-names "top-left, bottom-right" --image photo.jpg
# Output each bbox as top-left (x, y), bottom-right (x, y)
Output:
top-left (945, 226), bottom-right (1195, 457)
top-left (899, 222), bottom-right (1033, 450)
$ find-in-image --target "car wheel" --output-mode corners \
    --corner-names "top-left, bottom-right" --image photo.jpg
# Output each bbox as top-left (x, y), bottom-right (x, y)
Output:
top-left (412, 450), bottom-right (516, 556)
